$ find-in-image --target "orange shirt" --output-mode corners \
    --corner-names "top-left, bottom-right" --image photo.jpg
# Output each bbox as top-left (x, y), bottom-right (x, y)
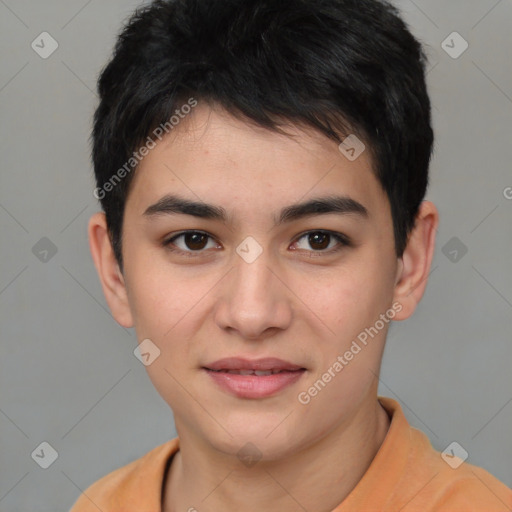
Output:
top-left (69, 397), bottom-right (512, 511)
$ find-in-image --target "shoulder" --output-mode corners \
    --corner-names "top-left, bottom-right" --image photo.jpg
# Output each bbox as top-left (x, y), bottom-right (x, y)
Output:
top-left (395, 419), bottom-right (512, 510)
top-left (364, 398), bottom-right (512, 511)
top-left (68, 438), bottom-right (179, 512)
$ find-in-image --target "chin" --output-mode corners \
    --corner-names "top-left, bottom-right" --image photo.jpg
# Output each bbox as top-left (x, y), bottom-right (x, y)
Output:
top-left (200, 415), bottom-right (311, 464)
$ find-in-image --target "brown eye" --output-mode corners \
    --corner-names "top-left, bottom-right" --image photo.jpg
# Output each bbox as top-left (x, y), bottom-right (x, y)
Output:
top-left (183, 232), bottom-right (209, 250)
top-left (164, 231), bottom-right (219, 254)
top-left (308, 232), bottom-right (330, 250)
top-left (292, 230), bottom-right (351, 253)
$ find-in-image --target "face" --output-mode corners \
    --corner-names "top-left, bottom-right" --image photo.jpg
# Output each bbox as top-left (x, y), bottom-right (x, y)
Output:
top-left (119, 104), bottom-right (402, 459)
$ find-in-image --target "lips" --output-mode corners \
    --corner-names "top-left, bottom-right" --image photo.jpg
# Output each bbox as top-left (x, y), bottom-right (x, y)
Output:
top-left (210, 369), bottom-right (289, 376)
top-left (203, 357), bottom-right (306, 399)
top-left (204, 357), bottom-right (304, 372)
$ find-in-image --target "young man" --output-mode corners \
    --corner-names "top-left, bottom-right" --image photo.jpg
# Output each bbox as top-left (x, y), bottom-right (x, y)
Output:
top-left (71, 0), bottom-right (512, 510)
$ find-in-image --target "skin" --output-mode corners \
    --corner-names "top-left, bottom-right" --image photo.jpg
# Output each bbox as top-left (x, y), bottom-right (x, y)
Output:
top-left (89, 103), bottom-right (438, 512)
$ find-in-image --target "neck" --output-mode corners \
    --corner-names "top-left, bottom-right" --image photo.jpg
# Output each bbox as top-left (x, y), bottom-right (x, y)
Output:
top-left (163, 394), bottom-right (390, 512)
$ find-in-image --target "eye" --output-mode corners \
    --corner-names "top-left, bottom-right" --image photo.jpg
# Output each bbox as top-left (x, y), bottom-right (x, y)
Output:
top-left (163, 231), bottom-right (220, 254)
top-left (162, 229), bottom-right (351, 258)
top-left (291, 230), bottom-right (351, 253)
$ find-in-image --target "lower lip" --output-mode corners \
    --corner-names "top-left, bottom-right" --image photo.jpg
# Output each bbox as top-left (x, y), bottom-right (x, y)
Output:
top-left (204, 369), bottom-right (306, 399)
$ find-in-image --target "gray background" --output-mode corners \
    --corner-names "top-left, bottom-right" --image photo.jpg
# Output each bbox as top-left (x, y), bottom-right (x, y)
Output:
top-left (1, 0), bottom-right (511, 510)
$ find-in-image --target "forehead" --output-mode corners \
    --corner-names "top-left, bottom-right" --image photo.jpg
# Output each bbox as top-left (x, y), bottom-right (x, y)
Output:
top-left (125, 104), bottom-right (388, 219)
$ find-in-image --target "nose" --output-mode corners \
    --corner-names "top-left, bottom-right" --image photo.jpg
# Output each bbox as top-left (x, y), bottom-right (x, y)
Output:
top-left (213, 250), bottom-right (293, 340)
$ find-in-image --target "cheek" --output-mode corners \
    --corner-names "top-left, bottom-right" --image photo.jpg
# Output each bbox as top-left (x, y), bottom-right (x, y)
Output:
top-left (295, 262), bottom-right (393, 342)
top-left (129, 273), bottom-right (201, 405)
top-left (125, 250), bottom-right (205, 334)
top-left (125, 260), bottom-right (217, 374)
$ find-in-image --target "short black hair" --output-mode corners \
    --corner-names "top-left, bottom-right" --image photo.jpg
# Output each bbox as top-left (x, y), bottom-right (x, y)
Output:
top-left (92, 0), bottom-right (433, 269)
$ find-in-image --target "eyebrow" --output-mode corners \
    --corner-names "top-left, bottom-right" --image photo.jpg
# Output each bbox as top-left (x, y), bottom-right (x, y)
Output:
top-left (143, 194), bottom-right (369, 225)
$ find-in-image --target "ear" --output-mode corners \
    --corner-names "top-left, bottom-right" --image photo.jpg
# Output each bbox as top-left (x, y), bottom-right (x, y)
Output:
top-left (392, 200), bottom-right (439, 320)
top-left (88, 212), bottom-right (134, 328)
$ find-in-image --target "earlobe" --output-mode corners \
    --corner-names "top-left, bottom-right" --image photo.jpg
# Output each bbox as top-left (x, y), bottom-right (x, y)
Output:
top-left (392, 201), bottom-right (439, 321)
top-left (88, 212), bottom-right (134, 328)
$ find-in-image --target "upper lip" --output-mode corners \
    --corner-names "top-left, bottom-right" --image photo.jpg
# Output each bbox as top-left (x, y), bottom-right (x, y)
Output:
top-left (204, 357), bottom-right (304, 371)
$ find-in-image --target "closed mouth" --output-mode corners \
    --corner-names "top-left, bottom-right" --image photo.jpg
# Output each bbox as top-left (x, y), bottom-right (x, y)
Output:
top-left (203, 357), bottom-right (305, 373)
top-left (203, 358), bottom-right (306, 398)
top-left (207, 368), bottom-right (304, 376)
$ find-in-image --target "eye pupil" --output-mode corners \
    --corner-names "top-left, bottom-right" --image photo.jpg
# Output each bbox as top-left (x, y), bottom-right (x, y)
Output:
top-left (185, 232), bottom-right (208, 250)
top-left (309, 232), bottom-right (330, 250)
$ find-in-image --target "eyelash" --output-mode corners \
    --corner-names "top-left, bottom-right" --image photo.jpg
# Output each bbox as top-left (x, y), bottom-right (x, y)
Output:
top-left (162, 230), bottom-right (352, 258)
